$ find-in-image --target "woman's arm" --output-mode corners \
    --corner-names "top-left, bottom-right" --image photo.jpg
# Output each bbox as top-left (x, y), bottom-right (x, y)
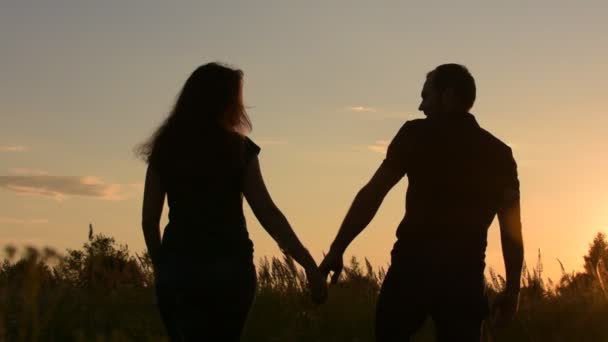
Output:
top-left (141, 164), bottom-right (166, 268)
top-left (242, 156), bottom-right (317, 271)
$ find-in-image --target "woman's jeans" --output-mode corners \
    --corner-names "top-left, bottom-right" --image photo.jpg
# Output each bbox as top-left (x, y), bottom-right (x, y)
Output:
top-left (155, 252), bottom-right (257, 342)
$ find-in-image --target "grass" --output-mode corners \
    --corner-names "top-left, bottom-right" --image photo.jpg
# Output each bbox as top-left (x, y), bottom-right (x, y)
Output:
top-left (1, 233), bottom-right (607, 342)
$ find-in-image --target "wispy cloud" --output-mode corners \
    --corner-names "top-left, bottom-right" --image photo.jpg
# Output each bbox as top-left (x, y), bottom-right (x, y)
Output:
top-left (347, 106), bottom-right (377, 113)
top-left (126, 182), bottom-right (144, 191)
top-left (367, 140), bottom-right (389, 154)
top-left (9, 168), bottom-right (49, 176)
top-left (0, 217), bottom-right (49, 225)
top-left (0, 145), bottom-right (28, 152)
top-left (0, 176), bottom-right (125, 201)
top-left (344, 106), bottom-right (418, 121)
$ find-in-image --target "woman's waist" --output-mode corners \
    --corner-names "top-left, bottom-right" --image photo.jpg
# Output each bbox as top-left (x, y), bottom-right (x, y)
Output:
top-left (161, 222), bottom-right (253, 254)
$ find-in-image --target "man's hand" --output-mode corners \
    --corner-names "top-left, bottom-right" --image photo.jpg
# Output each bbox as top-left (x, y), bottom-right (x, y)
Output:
top-left (305, 266), bottom-right (328, 304)
top-left (492, 290), bottom-right (520, 328)
top-left (319, 249), bottom-right (344, 284)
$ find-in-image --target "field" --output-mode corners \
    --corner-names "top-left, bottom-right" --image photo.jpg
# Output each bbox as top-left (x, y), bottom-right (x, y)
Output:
top-left (1, 233), bottom-right (607, 342)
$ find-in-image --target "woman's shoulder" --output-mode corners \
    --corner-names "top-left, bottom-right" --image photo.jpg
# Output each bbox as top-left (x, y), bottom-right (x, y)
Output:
top-left (224, 131), bottom-right (258, 149)
top-left (219, 131), bottom-right (260, 165)
top-left (243, 136), bottom-right (260, 156)
top-left (239, 135), bottom-right (260, 164)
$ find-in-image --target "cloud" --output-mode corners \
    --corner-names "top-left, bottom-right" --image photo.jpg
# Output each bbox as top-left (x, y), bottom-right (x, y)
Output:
top-left (0, 176), bottom-right (125, 201)
top-left (9, 168), bottom-right (49, 176)
top-left (0, 217), bottom-right (49, 225)
top-left (0, 145), bottom-right (28, 152)
top-left (344, 106), bottom-right (419, 121)
top-left (126, 182), bottom-right (144, 191)
top-left (367, 140), bottom-right (389, 154)
top-left (347, 106), bottom-right (377, 113)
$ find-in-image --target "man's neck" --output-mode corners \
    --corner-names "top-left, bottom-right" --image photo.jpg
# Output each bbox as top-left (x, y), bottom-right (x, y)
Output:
top-left (429, 111), bottom-right (470, 121)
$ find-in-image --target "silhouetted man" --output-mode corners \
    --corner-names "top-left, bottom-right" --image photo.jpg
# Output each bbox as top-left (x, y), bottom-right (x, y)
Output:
top-left (320, 64), bottom-right (524, 341)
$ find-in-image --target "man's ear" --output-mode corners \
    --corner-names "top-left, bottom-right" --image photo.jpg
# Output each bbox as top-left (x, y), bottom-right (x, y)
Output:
top-left (441, 87), bottom-right (459, 112)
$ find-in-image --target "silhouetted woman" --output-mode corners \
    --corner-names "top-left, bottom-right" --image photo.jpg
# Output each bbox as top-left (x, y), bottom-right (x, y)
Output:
top-left (137, 62), bottom-right (326, 341)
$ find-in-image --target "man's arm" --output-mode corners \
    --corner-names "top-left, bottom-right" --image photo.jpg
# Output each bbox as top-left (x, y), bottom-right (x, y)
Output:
top-left (494, 199), bottom-right (524, 326)
top-left (319, 162), bottom-right (403, 283)
top-left (320, 122), bottom-right (413, 282)
top-left (498, 147), bottom-right (524, 293)
top-left (497, 200), bottom-right (524, 293)
top-left (328, 162), bottom-right (404, 255)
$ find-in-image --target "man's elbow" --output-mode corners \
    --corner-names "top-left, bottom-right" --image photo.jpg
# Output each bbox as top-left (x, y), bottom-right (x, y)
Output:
top-left (357, 183), bottom-right (385, 205)
top-left (502, 229), bottom-right (524, 247)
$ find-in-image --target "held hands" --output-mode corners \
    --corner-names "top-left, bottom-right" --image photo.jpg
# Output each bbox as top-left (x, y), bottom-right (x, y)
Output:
top-left (305, 264), bottom-right (328, 304)
top-left (319, 249), bottom-right (344, 285)
top-left (303, 247), bottom-right (344, 305)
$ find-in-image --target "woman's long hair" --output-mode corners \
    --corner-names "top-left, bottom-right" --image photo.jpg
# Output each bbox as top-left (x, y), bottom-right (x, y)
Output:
top-left (136, 62), bottom-right (252, 164)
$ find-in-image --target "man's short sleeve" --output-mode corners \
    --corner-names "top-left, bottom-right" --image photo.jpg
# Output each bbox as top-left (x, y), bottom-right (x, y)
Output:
top-left (382, 121), bottom-right (414, 178)
top-left (500, 148), bottom-right (520, 209)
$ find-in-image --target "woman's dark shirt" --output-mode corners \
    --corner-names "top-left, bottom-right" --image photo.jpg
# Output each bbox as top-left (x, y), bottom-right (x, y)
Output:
top-left (149, 130), bottom-right (260, 260)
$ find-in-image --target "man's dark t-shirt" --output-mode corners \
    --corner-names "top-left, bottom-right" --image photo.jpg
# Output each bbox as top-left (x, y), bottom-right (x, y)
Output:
top-left (382, 113), bottom-right (519, 286)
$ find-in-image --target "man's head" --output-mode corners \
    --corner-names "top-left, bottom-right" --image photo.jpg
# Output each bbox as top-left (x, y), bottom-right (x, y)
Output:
top-left (418, 64), bottom-right (476, 118)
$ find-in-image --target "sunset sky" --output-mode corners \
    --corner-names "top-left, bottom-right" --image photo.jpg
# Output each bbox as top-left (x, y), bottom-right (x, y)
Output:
top-left (1, 1), bottom-right (607, 281)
